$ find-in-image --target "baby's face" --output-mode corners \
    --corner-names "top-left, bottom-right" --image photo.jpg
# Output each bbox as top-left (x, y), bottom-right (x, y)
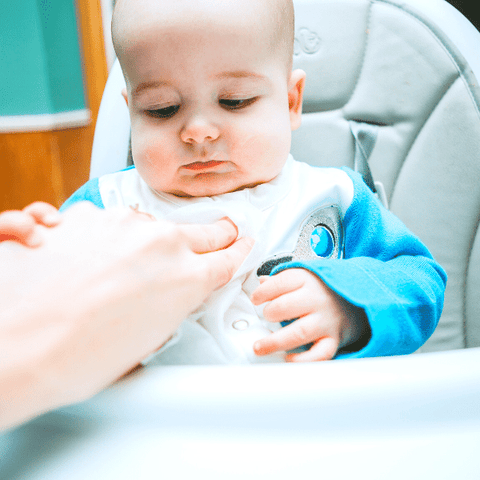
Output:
top-left (120, 1), bottom-right (304, 197)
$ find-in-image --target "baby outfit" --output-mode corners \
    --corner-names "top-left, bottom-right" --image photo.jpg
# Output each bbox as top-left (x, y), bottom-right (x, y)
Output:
top-left (61, 155), bottom-right (447, 364)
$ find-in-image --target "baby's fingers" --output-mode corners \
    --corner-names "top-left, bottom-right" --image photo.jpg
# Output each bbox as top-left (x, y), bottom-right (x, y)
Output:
top-left (253, 315), bottom-right (323, 356)
top-left (286, 337), bottom-right (338, 362)
top-left (251, 269), bottom-right (304, 305)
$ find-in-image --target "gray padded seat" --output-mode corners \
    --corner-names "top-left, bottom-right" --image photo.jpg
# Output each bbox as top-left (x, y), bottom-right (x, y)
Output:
top-left (90, 0), bottom-right (480, 353)
top-left (290, 0), bottom-right (480, 352)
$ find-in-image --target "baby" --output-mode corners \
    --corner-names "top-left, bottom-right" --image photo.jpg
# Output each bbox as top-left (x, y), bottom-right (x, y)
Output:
top-left (62, 0), bottom-right (446, 363)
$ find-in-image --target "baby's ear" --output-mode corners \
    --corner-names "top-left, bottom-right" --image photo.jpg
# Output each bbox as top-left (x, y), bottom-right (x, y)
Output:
top-left (288, 69), bottom-right (306, 131)
top-left (121, 88), bottom-right (128, 106)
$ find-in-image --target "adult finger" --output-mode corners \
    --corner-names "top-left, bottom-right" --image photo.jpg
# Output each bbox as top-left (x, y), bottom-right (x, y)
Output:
top-left (0, 211), bottom-right (40, 245)
top-left (203, 236), bottom-right (254, 290)
top-left (179, 217), bottom-right (239, 254)
top-left (23, 202), bottom-right (61, 226)
top-left (286, 337), bottom-right (338, 362)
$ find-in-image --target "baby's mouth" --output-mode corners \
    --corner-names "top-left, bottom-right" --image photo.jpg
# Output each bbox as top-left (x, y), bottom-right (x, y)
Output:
top-left (183, 160), bottom-right (224, 171)
top-left (182, 149), bottom-right (232, 173)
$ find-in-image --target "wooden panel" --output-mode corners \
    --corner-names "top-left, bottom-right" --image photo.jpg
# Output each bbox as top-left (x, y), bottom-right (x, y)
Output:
top-left (0, 132), bottom-right (65, 210)
top-left (0, 0), bottom-right (108, 211)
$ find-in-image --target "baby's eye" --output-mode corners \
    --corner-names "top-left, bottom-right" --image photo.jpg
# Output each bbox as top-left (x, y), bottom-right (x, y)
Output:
top-left (146, 105), bottom-right (180, 118)
top-left (219, 97), bottom-right (257, 110)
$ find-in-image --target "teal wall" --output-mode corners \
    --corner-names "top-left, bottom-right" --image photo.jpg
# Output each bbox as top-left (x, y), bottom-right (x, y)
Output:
top-left (0, 0), bottom-right (86, 117)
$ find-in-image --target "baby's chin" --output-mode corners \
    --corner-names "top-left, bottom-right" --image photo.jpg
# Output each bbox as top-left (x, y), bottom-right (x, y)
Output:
top-left (163, 174), bottom-right (266, 198)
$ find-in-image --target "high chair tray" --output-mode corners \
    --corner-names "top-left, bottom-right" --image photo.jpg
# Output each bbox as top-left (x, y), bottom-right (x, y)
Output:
top-left (1, 348), bottom-right (479, 479)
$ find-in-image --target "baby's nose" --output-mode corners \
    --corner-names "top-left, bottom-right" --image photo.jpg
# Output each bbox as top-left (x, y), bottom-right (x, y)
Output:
top-left (180, 115), bottom-right (220, 144)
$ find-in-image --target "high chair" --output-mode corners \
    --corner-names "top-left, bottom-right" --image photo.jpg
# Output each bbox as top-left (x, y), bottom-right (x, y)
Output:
top-left (91, 0), bottom-right (480, 354)
top-left (4, 2), bottom-right (476, 479)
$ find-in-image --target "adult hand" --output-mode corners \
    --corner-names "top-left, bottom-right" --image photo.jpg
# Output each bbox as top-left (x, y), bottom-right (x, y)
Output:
top-left (0, 202), bottom-right (252, 431)
top-left (0, 201), bottom-right (61, 246)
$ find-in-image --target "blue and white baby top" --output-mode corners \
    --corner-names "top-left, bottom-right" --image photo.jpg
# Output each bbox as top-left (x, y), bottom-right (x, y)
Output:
top-left (62, 155), bottom-right (447, 364)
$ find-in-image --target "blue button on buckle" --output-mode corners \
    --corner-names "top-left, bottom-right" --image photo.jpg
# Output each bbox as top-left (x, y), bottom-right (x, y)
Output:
top-left (310, 225), bottom-right (334, 258)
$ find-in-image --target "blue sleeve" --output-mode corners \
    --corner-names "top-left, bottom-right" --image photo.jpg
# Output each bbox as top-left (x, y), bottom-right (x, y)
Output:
top-left (60, 177), bottom-right (105, 211)
top-left (272, 168), bottom-right (447, 359)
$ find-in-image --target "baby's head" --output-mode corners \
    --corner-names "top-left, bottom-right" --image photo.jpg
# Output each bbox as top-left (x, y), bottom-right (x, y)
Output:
top-left (112, 0), bottom-right (305, 197)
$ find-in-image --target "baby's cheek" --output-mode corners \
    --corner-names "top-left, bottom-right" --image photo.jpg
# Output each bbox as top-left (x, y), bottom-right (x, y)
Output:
top-left (134, 153), bottom-right (171, 193)
top-left (240, 132), bottom-right (290, 176)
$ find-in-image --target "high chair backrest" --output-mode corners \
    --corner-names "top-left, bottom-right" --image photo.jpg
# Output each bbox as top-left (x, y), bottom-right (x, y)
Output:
top-left (90, 0), bottom-right (480, 353)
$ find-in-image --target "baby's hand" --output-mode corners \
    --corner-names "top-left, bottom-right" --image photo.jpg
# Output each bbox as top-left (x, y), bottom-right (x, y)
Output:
top-left (0, 202), bottom-right (61, 247)
top-left (251, 268), bottom-right (366, 362)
